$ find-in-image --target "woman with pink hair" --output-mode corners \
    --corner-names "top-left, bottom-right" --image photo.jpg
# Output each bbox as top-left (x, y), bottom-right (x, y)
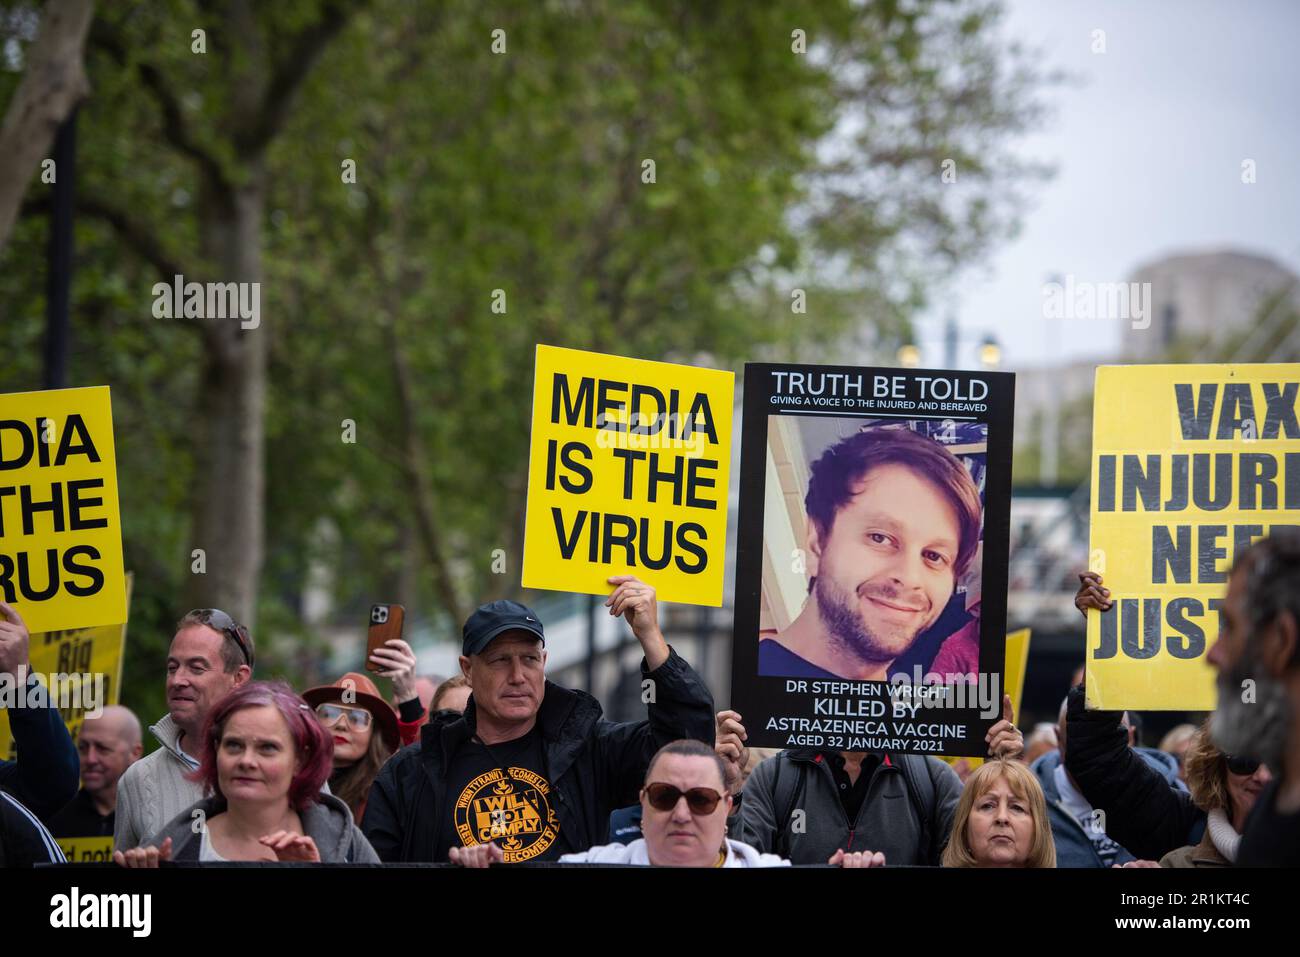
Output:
top-left (114, 681), bottom-right (377, 865)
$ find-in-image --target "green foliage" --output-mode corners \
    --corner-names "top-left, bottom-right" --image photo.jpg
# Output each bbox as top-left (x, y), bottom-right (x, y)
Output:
top-left (0, 0), bottom-right (1051, 713)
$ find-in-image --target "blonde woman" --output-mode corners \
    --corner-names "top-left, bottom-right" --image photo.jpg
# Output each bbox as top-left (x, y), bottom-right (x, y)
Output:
top-left (942, 759), bottom-right (1056, 868)
top-left (1158, 723), bottom-right (1271, 867)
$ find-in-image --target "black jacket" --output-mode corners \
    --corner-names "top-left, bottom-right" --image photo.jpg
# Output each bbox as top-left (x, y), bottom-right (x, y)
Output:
top-left (0, 790), bottom-right (67, 867)
top-left (1238, 778), bottom-right (1300, 867)
top-left (0, 673), bottom-right (80, 821)
top-left (1063, 684), bottom-right (1203, 861)
top-left (362, 648), bottom-right (714, 862)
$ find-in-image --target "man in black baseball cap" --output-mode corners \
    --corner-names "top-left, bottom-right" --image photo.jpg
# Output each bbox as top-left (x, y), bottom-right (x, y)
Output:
top-left (363, 575), bottom-right (715, 863)
top-left (460, 600), bottom-right (546, 656)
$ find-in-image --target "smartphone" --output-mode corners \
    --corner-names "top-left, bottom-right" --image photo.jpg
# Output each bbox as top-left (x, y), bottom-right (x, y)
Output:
top-left (366, 603), bottom-right (406, 673)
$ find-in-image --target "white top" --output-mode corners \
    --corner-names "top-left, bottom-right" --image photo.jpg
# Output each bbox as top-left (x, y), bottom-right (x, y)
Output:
top-left (560, 837), bottom-right (790, 867)
top-left (1053, 764), bottom-right (1096, 827)
top-left (198, 826), bottom-right (229, 863)
top-left (1206, 808), bottom-right (1241, 863)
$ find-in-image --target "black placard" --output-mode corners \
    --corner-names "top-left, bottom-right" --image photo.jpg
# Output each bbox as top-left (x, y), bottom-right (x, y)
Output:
top-left (730, 363), bottom-right (1015, 755)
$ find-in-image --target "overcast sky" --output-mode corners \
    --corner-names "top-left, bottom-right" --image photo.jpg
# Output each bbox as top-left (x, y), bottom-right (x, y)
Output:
top-left (912, 0), bottom-right (1300, 372)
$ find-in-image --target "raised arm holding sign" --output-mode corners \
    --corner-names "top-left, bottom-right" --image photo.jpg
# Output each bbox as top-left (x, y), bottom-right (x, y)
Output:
top-left (0, 601), bottom-right (80, 818)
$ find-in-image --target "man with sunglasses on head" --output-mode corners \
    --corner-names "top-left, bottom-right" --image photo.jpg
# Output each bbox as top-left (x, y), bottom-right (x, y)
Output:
top-left (113, 608), bottom-right (253, 851)
top-left (364, 575), bottom-right (717, 863)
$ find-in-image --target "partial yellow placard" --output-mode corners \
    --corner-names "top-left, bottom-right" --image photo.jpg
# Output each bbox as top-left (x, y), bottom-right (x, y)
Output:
top-left (0, 574), bottom-right (131, 762)
top-left (1087, 364), bottom-right (1300, 709)
top-left (943, 628), bottom-right (1030, 771)
top-left (522, 345), bottom-right (734, 606)
top-left (0, 386), bottom-right (126, 633)
top-left (56, 836), bottom-right (115, 863)
top-left (1003, 627), bottom-right (1031, 727)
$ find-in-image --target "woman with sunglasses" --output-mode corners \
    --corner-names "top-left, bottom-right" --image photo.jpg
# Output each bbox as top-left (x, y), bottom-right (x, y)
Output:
top-left (114, 681), bottom-right (377, 865)
top-left (302, 672), bottom-right (407, 824)
top-left (452, 739), bottom-right (884, 868)
top-left (1156, 722), bottom-right (1271, 867)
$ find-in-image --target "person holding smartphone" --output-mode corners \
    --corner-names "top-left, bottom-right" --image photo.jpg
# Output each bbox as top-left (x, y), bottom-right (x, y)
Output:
top-left (302, 671), bottom-right (404, 824)
top-left (363, 575), bottom-right (716, 863)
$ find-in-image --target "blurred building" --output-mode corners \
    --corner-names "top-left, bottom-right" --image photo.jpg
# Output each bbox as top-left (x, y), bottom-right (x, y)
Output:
top-left (1122, 249), bottom-right (1300, 360)
top-left (1014, 248), bottom-right (1300, 460)
top-left (1003, 246), bottom-right (1299, 732)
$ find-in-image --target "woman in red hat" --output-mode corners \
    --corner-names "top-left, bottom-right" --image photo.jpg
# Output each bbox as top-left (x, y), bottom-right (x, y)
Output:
top-left (303, 638), bottom-right (423, 823)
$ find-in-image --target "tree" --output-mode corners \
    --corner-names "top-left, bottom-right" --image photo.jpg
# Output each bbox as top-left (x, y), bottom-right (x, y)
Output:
top-left (1, 0), bottom-right (1052, 708)
top-left (271, 0), bottom-right (1052, 615)
top-left (0, 0), bottom-right (94, 252)
top-left (80, 0), bottom-right (370, 625)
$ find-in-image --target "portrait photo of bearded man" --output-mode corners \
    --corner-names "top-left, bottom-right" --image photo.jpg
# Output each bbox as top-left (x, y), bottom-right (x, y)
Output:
top-left (759, 424), bottom-right (984, 682)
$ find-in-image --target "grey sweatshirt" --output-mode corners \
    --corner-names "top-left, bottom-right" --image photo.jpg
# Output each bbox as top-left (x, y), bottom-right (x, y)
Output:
top-left (736, 750), bottom-right (961, 866)
top-left (149, 792), bottom-right (379, 863)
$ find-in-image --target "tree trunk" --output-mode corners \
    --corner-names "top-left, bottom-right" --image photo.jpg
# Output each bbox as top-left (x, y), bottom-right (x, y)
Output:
top-left (183, 167), bottom-right (266, 627)
top-left (0, 0), bottom-right (94, 253)
top-left (386, 322), bottom-right (466, 628)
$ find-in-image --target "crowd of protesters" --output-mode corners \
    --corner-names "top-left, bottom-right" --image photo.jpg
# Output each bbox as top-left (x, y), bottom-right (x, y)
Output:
top-left (2, 526), bottom-right (1299, 868)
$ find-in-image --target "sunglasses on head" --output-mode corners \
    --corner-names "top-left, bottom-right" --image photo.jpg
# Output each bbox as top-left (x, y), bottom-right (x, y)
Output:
top-left (1225, 754), bottom-right (1261, 776)
top-left (194, 608), bottom-right (254, 668)
top-left (642, 782), bottom-right (725, 815)
top-left (314, 703), bottom-right (373, 731)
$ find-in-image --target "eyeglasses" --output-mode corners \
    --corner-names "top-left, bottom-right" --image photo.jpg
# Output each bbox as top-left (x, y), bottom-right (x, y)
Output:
top-left (193, 608), bottom-right (254, 669)
top-left (1225, 754), bottom-right (1261, 776)
top-left (642, 782), bottom-right (724, 815)
top-left (314, 703), bottom-right (373, 731)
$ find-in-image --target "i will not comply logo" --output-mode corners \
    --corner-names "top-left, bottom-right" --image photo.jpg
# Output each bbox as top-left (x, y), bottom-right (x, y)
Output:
top-left (49, 887), bottom-right (151, 938)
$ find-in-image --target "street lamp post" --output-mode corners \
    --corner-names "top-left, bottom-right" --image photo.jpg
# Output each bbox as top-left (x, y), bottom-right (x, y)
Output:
top-left (895, 320), bottom-right (1000, 370)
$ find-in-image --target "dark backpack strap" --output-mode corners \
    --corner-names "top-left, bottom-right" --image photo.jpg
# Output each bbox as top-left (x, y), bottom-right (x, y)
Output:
top-left (898, 755), bottom-right (938, 863)
top-left (772, 754), bottom-right (806, 859)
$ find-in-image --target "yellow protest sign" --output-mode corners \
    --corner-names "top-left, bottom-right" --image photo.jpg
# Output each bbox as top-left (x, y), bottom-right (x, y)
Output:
top-left (56, 836), bottom-right (115, 863)
top-left (1003, 627), bottom-right (1030, 727)
top-left (522, 345), bottom-right (734, 606)
top-left (0, 574), bottom-right (131, 762)
top-left (0, 386), bottom-right (126, 633)
top-left (1086, 364), bottom-right (1300, 709)
top-left (942, 628), bottom-right (1030, 772)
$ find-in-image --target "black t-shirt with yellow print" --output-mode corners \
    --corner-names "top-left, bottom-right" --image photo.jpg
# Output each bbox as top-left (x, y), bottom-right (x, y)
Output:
top-left (436, 726), bottom-right (566, 863)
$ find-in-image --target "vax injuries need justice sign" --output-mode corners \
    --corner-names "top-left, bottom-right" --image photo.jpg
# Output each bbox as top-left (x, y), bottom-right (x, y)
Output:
top-left (1087, 364), bottom-right (1300, 710)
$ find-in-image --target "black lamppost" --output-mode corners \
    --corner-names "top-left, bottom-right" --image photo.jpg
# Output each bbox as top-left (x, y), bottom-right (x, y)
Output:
top-left (43, 108), bottom-right (77, 390)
